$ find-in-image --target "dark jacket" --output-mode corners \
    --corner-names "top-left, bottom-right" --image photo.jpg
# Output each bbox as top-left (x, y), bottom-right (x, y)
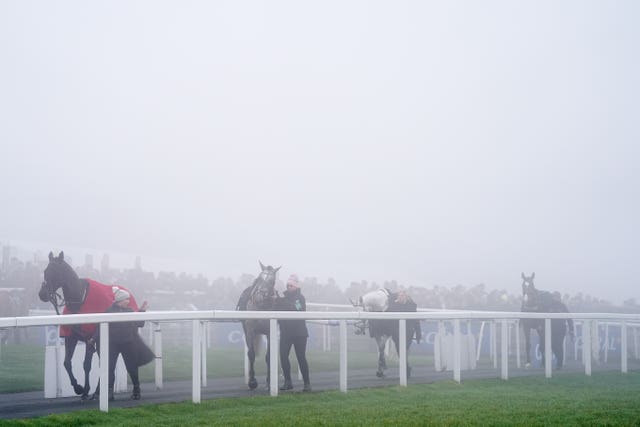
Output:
top-left (275, 288), bottom-right (308, 338)
top-left (105, 303), bottom-right (155, 367)
top-left (106, 304), bottom-right (145, 343)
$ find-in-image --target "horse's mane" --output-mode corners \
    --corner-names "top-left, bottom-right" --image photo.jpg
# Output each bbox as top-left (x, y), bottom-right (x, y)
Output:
top-left (236, 275), bottom-right (274, 311)
top-left (387, 292), bottom-right (417, 312)
top-left (236, 283), bottom-right (255, 311)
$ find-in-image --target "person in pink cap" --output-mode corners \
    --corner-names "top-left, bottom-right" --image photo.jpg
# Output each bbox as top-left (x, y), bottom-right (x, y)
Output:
top-left (275, 274), bottom-right (311, 391)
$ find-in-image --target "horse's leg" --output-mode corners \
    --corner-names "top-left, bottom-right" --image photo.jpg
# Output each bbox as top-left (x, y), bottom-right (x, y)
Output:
top-left (523, 323), bottom-right (532, 367)
top-left (554, 336), bottom-right (564, 369)
top-left (246, 329), bottom-right (258, 390)
top-left (91, 340), bottom-right (101, 400)
top-left (63, 337), bottom-right (85, 396)
top-left (80, 341), bottom-right (95, 399)
top-left (265, 334), bottom-right (270, 388)
top-left (376, 336), bottom-right (386, 378)
top-left (552, 320), bottom-right (565, 369)
top-left (402, 332), bottom-right (413, 378)
top-left (391, 334), bottom-right (411, 379)
top-left (538, 327), bottom-right (546, 367)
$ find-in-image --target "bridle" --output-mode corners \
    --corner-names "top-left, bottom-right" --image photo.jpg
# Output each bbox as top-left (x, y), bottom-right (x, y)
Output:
top-left (250, 273), bottom-right (276, 308)
top-left (42, 279), bottom-right (87, 315)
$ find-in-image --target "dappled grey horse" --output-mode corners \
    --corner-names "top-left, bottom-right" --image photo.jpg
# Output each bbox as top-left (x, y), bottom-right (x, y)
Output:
top-left (352, 289), bottom-right (421, 378)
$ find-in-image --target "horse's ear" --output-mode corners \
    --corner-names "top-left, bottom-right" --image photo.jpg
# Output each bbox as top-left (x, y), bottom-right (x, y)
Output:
top-left (521, 272), bottom-right (525, 280)
top-left (275, 266), bottom-right (281, 273)
top-left (531, 272), bottom-right (535, 280)
top-left (59, 251), bottom-right (64, 261)
top-left (49, 252), bottom-right (54, 262)
top-left (259, 261), bottom-right (265, 271)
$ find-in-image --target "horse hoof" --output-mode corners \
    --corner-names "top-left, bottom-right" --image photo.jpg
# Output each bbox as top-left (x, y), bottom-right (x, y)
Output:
top-left (248, 379), bottom-right (258, 390)
top-left (376, 371), bottom-right (384, 378)
top-left (73, 384), bottom-right (85, 395)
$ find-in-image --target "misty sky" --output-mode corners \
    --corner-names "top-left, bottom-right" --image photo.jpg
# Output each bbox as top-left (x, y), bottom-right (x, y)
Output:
top-left (1, 1), bottom-right (638, 304)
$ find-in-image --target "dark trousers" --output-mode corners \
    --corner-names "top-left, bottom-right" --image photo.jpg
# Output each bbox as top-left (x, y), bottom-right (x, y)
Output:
top-left (108, 342), bottom-right (140, 390)
top-left (280, 334), bottom-right (310, 385)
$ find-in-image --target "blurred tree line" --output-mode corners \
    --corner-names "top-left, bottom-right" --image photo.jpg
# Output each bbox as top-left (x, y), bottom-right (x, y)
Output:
top-left (1, 250), bottom-right (638, 316)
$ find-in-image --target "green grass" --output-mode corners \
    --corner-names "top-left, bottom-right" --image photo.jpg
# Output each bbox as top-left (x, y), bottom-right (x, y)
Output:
top-left (0, 344), bottom-right (434, 392)
top-left (1, 372), bottom-right (639, 426)
top-left (0, 345), bottom-right (45, 393)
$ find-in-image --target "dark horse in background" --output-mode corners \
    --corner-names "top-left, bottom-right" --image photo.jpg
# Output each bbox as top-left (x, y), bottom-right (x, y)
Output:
top-left (352, 289), bottom-right (422, 378)
top-left (521, 272), bottom-right (574, 369)
top-left (236, 262), bottom-right (280, 390)
top-left (38, 251), bottom-right (140, 399)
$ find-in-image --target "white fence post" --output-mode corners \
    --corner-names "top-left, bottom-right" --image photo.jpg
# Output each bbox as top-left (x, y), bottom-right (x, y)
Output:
top-left (340, 319), bottom-right (347, 392)
top-left (153, 322), bottom-right (163, 390)
top-left (99, 322), bottom-right (109, 412)
top-left (501, 319), bottom-right (508, 380)
top-left (491, 321), bottom-right (497, 369)
top-left (453, 319), bottom-right (461, 383)
top-left (434, 321), bottom-right (443, 371)
top-left (574, 320), bottom-right (580, 361)
top-left (621, 321), bottom-right (627, 373)
top-left (515, 319), bottom-right (521, 368)
top-left (583, 320), bottom-right (592, 376)
top-left (545, 318), bottom-right (552, 378)
top-left (476, 321), bottom-right (485, 362)
top-left (399, 319), bottom-right (407, 387)
top-left (201, 321), bottom-right (207, 387)
top-left (269, 319), bottom-right (279, 397)
top-left (192, 320), bottom-right (201, 403)
top-left (604, 323), bottom-right (610, 364)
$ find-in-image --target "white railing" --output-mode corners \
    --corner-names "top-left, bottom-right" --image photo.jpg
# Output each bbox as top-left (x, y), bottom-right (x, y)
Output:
top-left (1, 310), bottom-right (640, 412)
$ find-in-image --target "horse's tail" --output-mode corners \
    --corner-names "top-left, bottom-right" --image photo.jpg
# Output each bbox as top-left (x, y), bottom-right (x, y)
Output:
top-left (556, 300), bottom-right (575, 339)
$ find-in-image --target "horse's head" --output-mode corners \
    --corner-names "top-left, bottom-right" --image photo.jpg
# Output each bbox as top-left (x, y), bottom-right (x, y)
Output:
top-left (250, 261), bottom-right (280, 309)
top-left (521, 272), bottom-right (538, 311)
top-left (38, 251), bottom-right (79, 305)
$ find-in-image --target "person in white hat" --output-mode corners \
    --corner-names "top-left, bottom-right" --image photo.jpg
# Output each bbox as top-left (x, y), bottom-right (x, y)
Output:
top-left (104, 288), bottom-right (153, 401)
top-left (275, 274), bottom-right (311, 392)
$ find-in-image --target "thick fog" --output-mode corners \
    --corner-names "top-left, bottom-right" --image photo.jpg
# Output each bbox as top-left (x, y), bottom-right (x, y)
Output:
top-left (1, 1), bottom-right (638, 303)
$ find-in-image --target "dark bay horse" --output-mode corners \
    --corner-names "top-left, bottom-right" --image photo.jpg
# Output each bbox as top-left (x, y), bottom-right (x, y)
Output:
top-left (521, 272), bottom-right (574, 369)
top-left (353, 289), bottom-right (422, 378)
top-left (520, 272), bottom-right (543, 367)
top-left (38, 251), bottom-right (139, 399)
top-left (236, 262), bottom-right (280, 390)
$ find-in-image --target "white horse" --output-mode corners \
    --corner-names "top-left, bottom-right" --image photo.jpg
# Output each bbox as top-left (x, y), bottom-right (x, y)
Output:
top-left (351, 289), bottom-right (421, 378)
